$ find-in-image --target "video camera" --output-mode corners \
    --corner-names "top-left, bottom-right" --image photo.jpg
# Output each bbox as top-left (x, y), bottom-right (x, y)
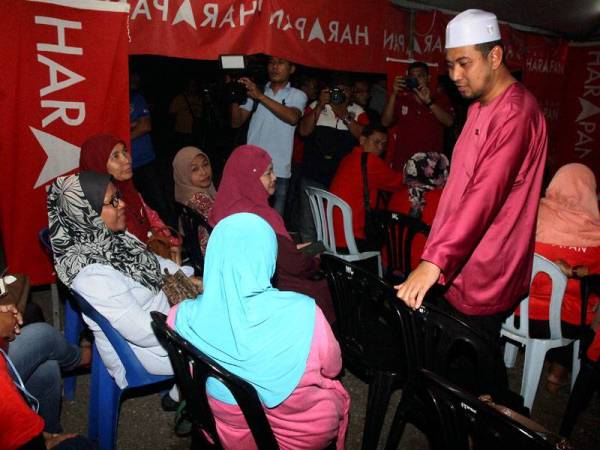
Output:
top-left (219, 55), bottom-right (250, 104)
top-left (329, 87), bottom-right (347, 106)
top-left (405, 77), bottom-right (419, 90)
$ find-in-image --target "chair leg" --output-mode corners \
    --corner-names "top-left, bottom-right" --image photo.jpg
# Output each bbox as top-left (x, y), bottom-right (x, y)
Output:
top-left (559, 361), bottom-right (599, 437)
top-left (63, 300), bottom-right (83, 400)
top-left (503, 341), bottom-right (519, 368)
top-left (570, 340), bottom-right (581, 392)
top-left (88, 347), bottom-right (103, 441)
top-left (50, 282), bottom-right (61, 330)
top-left (97, 361), bottom-right (123, 450)
top-left (520, 342), bottom-right (549, 410)
top-left (361, 371), bottom-right (396, 450)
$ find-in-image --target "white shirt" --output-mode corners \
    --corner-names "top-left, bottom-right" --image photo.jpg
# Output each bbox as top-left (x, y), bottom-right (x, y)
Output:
top-left (72, 256), bottom-right (193, 388)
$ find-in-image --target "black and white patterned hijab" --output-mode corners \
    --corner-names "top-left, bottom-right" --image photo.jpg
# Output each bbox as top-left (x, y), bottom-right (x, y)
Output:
top-left (47, 173), bottom-right (163, 293)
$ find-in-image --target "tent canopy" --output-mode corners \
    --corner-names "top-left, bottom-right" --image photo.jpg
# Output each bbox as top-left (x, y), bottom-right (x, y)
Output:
top-left (392, 0), bottom-right (600, 41)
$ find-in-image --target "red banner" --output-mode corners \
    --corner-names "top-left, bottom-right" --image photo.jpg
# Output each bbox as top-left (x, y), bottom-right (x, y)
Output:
top-left (554, 43), bottom-right (600, 182)
top-left (127, 0), bottom-right (409, 72)
top-left (0, 0), bottom-right (130, 284)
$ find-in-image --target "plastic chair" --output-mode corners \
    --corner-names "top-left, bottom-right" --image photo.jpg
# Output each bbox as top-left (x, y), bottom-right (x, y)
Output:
top-left (385, 303), bottom-right (511, 450)
top-left (150, 311), bottom-right (279, 450)
top-left (387, 368), bottom-right (558, 450)
top-left (321, 254), bottom-right (412, 450)
top-left (380, 211), bottom-right (430, 284)
top-left (71, 291), bottom-right (173, 450)
top-left (175, 203), bottom-right (213, 275)
top-left (38, 227), bottom-right (84, 400)
top-left (560, 275), bottom-right (600, 436)
top-left (306, 187), bottom-right (382, 277)
top-left (501, 254), bottom-right (580, 410)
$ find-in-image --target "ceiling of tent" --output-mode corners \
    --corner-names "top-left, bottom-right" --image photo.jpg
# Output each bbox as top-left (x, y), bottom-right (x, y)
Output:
top-left (391, 0), bottom-right (600, 41)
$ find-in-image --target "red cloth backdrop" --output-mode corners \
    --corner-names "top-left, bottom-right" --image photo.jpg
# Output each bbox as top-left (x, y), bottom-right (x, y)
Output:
top-left (0, 0), bottom-right (130, 284)
top-left (127, 0), bottom-right (410, 72)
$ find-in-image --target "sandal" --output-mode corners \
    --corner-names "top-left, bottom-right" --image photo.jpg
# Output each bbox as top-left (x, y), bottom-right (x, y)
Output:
top-left (546, 364), bottom-right (569, 394)
top-left (78, 339), bottom-right (92, 369)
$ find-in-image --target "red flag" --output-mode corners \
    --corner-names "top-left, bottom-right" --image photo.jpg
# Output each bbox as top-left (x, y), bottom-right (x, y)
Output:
top-left (0, 0), bottom-right (130, 284)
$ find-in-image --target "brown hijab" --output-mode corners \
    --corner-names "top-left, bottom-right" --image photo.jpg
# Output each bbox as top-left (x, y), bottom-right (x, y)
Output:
top-left (172, 147), bottom-right (216, 204)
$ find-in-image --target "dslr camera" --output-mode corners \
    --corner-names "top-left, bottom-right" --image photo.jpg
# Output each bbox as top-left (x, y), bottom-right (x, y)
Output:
top-left (329, 87), bottom-right (347, 106)
top-left (405, 77), bottom-right (420, 90)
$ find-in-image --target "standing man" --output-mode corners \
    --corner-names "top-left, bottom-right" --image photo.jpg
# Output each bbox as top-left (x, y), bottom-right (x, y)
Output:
top-left (231, 56), bottom-right (307, 216)
top-left (381, 61), bottom-right (454, 170)
top-left (396, 10), bottom-right (548, 345)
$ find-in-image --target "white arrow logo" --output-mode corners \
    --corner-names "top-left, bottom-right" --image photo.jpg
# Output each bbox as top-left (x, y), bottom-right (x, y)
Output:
top-left (576, 97), bottom-right (600, 122)
top-left (31, 126), bottom-right (80, 188)
top-left (308, 18), bottom-right (325, 43)
top-left (173, 0), bottom-right (196, 30)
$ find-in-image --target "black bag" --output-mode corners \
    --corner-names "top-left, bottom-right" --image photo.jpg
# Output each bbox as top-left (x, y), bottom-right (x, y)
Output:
top-left (361, 152), bottom-right (386, 249)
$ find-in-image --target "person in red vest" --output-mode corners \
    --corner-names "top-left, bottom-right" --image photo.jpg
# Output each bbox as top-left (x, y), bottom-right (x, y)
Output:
top-left (381, 61), bottom-right (454, 171)
top-left (330, 124), bottom-right (403, 251)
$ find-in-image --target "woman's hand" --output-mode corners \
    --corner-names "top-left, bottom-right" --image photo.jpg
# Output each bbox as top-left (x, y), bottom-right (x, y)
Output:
top-left (554, 259), bottom-right (573, 277)
top-left (44, 432), bottom-right (77, 449)
top-left (189, 276), bottom-right (203, 293)
top-left (170, 246), bottom-right (182, 266)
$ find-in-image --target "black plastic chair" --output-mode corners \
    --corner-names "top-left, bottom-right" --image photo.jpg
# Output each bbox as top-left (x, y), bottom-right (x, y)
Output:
top-left (175, 203), bottom-right (213, 275)
top-left (560, 274), bottom-right (600, 437)
top-left (320, 254), bottom-right (413, 450)
top-left (393, 368), bottom-right (558, 450)
top-left (150, 311), bottom-right (279, 450)
top-left (380, 211), bottom-right (430, 284)
top-left (385, 303), bottom-right (512, 450)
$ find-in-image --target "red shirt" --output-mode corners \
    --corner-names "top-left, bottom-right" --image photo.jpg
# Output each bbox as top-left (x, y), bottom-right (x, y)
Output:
top-left (528, 242), bottom-right (600, 325)
top-left (0, 355), bottom-right (45, 450)
top-left (422, 83), bottom-right (547, 316)
top-left (330, 147), bottom-right (403, 247)
top-left (386, 90), bottom-right (452, 171)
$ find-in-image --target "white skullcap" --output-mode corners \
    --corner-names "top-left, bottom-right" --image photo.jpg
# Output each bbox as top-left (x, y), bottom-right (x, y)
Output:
top-left (445, 9), bottom-right (501, 49)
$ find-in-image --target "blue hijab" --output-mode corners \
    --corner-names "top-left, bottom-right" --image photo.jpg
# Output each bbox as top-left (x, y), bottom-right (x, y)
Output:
top-left (175, 213), bottom-right (316, 407)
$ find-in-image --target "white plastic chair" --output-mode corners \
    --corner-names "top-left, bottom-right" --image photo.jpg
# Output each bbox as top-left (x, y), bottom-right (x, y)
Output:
top-left (305, 186), bottom-right (382, 277)
top-left (501, 253), bottom-right (580, 410)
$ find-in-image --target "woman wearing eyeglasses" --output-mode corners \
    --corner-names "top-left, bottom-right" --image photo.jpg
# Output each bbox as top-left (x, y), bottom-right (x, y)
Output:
top-left (79, 134), bottom-right (182, 263)
top-left (47, 172), bottom-right (190, 405)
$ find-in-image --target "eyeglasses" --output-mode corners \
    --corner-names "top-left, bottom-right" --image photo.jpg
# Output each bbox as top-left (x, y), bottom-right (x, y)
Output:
top-left (103, 190), bottom-right (122, 208)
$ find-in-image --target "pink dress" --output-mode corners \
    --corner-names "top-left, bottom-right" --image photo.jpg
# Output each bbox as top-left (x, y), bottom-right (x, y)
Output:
top-left (168, 307), bottom-right (350, 449)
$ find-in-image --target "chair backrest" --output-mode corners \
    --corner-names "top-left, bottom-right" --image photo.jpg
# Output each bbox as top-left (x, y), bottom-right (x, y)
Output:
top-left (411, 303), bottom-right (507, 397)
top-left (305, 187), bottom-right (360, 255)
top-left (71, 290), bottom-right (162, 387)
top-left (503, 254), bottom-right (568, 340)
top-left (39, 227), bottom-right (53, 255)
top-left (320, 254), bottom-right (412, 377)
top-left (175, 203), bottom-right (213, 275)
top-left (381, 211), bottom-right (430, 281)
top-left (150, 312), bottom-right (279, 450)
top-left (416, 368), bottom-right (558, 450)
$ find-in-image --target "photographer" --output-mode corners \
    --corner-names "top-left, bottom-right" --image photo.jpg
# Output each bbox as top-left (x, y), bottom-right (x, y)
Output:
top-left (230, 56), bottom-right (307, 216)
top-left (296, 75), bottom-right (369, 242)
top-left (381, 61), bottom-right (454, 170)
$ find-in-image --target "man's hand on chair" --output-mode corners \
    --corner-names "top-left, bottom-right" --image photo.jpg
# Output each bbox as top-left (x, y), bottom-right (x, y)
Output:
top-left (395, 261), bottom-right (441, 310)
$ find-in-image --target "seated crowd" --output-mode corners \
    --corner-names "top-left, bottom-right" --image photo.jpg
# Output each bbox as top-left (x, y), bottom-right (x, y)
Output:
top-left (2, 53), bottom-right (599, 449)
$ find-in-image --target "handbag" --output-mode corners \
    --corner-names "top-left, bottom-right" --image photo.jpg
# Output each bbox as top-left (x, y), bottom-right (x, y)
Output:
top-left (361, 152), bottom-right (386, 248)
top-left (161, 269), bottom-right (202, 306)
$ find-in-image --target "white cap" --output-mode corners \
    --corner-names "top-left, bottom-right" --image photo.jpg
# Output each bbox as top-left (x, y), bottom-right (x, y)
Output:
top-left (445, 9), bottom-right (501, 49)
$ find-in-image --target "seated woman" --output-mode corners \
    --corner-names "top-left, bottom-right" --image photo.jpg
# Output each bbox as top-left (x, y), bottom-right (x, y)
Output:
top-left (79, 134), bottom-right (181, 262)
top-left (387, 151), bottom-right (449, 268)
top-left (526, 163), bottom-right (600, 392)
top-left (171, 213), bottom-right (349, 449)
top-left (209, 145), bottom-right (336, 324)
top-left (172, 146), bottom-right (216, 256)
top-left (2, 304), bottom-right (90, 438)
top-left (47, 172), bottom-right (191, 397)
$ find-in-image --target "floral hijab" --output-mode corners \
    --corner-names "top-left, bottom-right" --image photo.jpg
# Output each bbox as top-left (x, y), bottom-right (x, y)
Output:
top-left (47, 173), bottom-right (163, 293)
top-left (403, 152), bottom-right (449, 217)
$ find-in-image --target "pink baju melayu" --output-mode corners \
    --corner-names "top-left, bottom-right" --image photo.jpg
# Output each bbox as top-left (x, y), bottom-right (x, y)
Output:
top-left (168, 307), bottom-right (350, 450)
top-left (422, 83), bottom-right (547, 316)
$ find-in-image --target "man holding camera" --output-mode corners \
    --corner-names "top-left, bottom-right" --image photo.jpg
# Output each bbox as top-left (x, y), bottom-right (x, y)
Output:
top-left (231, 56), bottom-right (307, 216)
top-left (296, 75), bottom-right (369, 242)
top-left (381, 61), bottom-right (454, 170)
